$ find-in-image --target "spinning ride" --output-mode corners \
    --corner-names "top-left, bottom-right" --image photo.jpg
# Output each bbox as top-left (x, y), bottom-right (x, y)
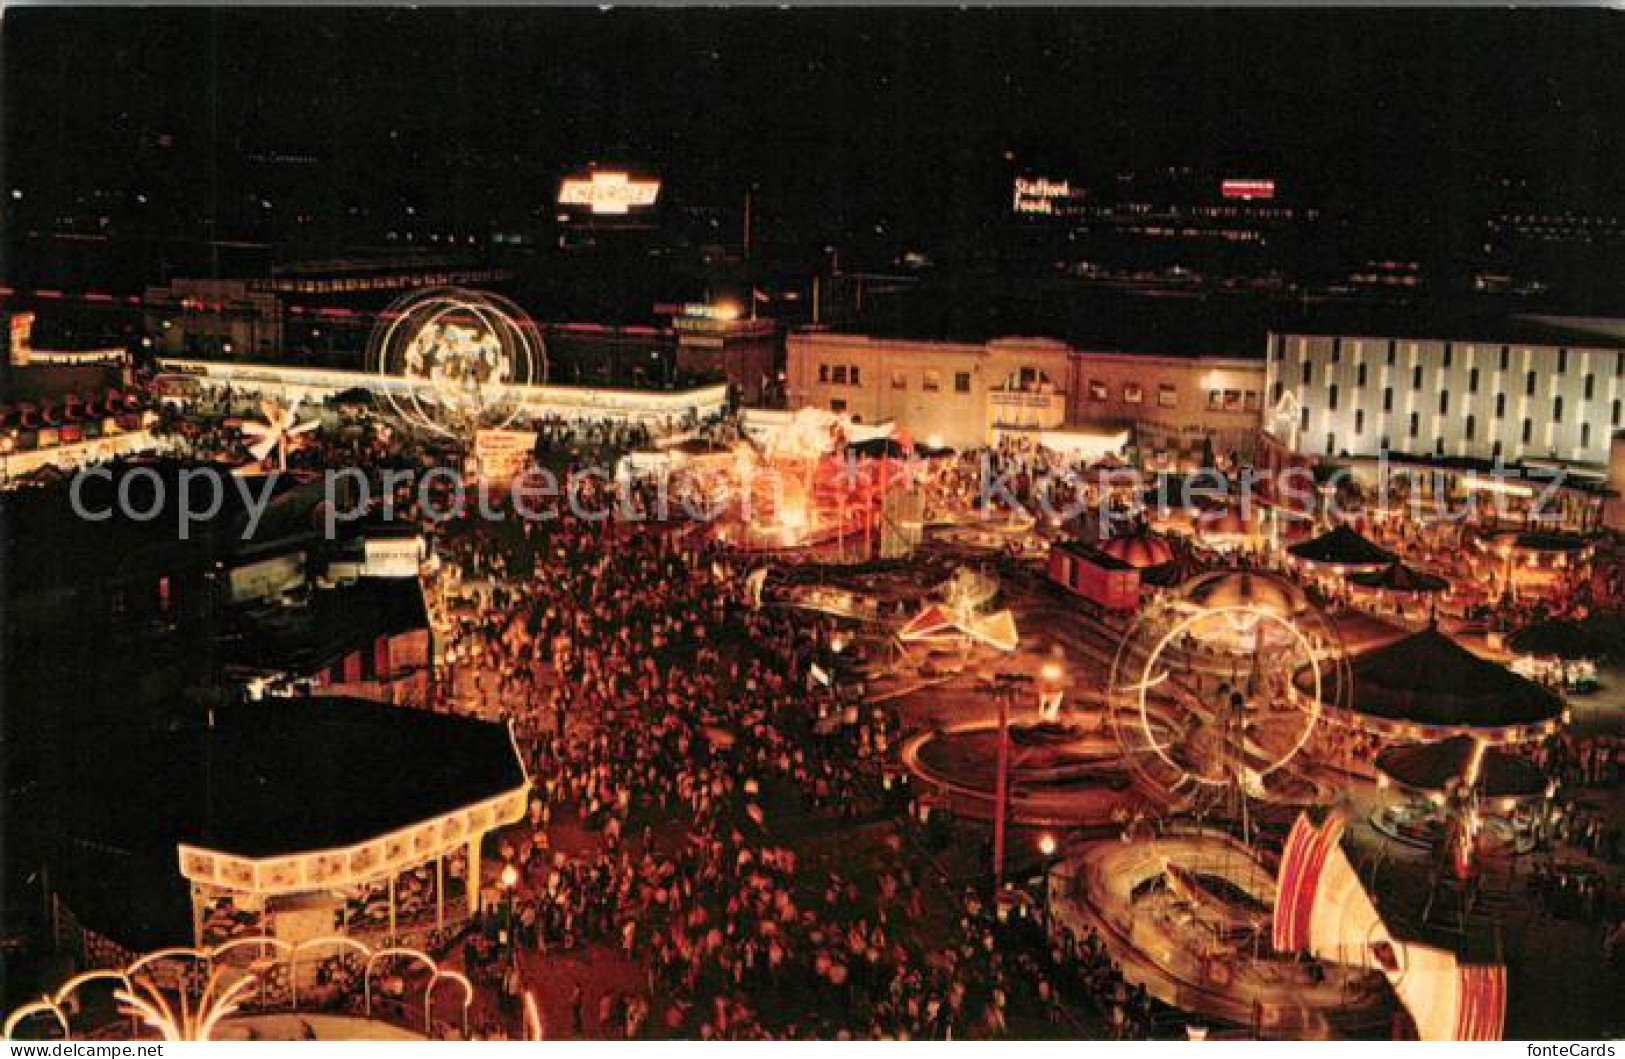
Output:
top-left (368, 288), bottom-right (545, 438)
top-left (1108, 570), bottom-right (1345, 823)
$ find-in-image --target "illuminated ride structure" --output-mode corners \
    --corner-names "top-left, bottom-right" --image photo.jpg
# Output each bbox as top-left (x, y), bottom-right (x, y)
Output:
top-left (1041, 569), bottom-right (1486, 1037)
top-left (894, 568), bottom-right (1150, 828)
top-left (367, 288), bottom-right (545, 439)
top-left (3, 934), bottom-right (485, 1041)
top-left (1047, 826), bottom-right (1392, 1038)
top-left (718, 408), bottom-right (946, 558)
top-left (1273, 811), bottom-right (1508, 1040)
top-left (1108, 570), bottom-right (1346, 828)
top-left (40, 699), bottom-right (528, 1001)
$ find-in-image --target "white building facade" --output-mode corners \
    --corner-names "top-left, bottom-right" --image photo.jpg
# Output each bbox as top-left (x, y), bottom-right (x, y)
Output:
top-left (1266, 330), bottom-right (1625, 467)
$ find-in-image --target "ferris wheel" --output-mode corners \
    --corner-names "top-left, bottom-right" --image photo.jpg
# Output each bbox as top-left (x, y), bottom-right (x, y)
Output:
top-left (1107, 570), bottom-right (1347, 824)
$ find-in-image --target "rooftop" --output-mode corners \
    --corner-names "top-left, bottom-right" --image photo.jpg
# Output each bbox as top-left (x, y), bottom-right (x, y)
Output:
top-left (221, 576), bottom-right (430, 678)
top-left (73, 696), bottom-right (526, 861)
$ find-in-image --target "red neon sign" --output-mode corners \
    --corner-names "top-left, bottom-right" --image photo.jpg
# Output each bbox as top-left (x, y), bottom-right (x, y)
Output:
top-left (1221, 179), bottom-right (1276, 201)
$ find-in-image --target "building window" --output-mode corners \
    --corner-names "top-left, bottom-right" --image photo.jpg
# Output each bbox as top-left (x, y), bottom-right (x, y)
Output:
top-left (1413, 365), bottom-right (1424, 390)
top-left (1439, 391), bottom-right (1449, 415)
top-left (1383, 387), bottom-right (1393, 412)
top-left (1493, 440), bottom-right (1503, 460)
top-left (1243, 390), bottom-right (1259, 411)
top-left (1302, 406), bottom-right (1311, 433)
top-left (849, 366), bottom-right (861, 386)
top-left (891, 370), bottom-right (907, 390)
top-left (1328, 384), bottom-right (1339, 411)
top-left (1158, 384), bottom-right (1178, 408)
top-left (1614, 399), bottom-right (1622, 426)
top-left (1355, 409), bottom-right (1365, 435)
top-left (830, 398), bottom-right (847, 413)
top-left (1301, 362), bottom-right (1313, 386)
top-left (818, 364), bottom-right (830, 384)
top-left (1124, 383), bottom-right (1144, 404)
top-left (1557, 348), bottom-right (1568, 373)
top-left (1090, 380), bottom-right (1110, 402)
top-left (1357, 363), bottom-right (1368, 387)
top-left (1409, 412), bottom-right (1419, 438)
top-left (1522, 418), bottom-right (1533, 444)
top-left (1387, 340), bottom-right (1398, 366)
top-left (954, 371), bottom-right (972, 394)
top-left (1464, 414), bottom-right (1475, 440)
top-left (1501, 346), bottom-right (1511, 371)
top-left (1442, 343), bottom-right (1453, 368)
top-left (1435, 437), bottom-right (1445, 456)
top-left (1526, 371), bottom-right (1537, 396)
top-left (922, 370), bottom-right (940, 392)
top-left (1496, 393), bottom-right (1507, 418)
top-left (1585, 373), bottom-right (1596, 400)
top-left (832, 365), bottom-right (848, 385)
top-left (1326, 432), bottom-right (1336, 456)
top-left (1554, 396), bottom-right (1564, 423)
top-left (1330, 338), bottom-right (1341, 363)
top-left (1272, 381), bottom-right (1284, 405)
top-left (1381, 435), bottom-right (1391, 451)
top-left (1582, 423), bottom-right (1591, 448)
top-left (1468, 368), bottom-right (1479, 393)
top-left (1208, 389), bottom-right (1224, 410)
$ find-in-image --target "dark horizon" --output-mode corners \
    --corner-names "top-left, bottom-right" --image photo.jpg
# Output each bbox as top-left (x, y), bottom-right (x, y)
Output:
top-left (7, 8), bottom-right (1625, 249)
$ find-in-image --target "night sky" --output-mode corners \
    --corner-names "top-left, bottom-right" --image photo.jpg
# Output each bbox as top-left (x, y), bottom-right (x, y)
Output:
top-left (6, 8), bottom-right (1625, 259)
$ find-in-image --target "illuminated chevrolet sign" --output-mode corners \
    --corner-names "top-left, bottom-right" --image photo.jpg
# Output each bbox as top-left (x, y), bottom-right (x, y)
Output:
top-left (558, 171), bottom-right (662, 215)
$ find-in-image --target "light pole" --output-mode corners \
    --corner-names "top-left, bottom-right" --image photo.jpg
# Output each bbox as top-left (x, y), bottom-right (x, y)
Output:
top-left (984, 672), bottom-right (1033, 894)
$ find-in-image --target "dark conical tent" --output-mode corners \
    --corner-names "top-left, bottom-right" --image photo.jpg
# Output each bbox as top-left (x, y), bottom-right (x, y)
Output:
top-left (1506, 618), bottom-right (1612, 661)
top-left (1375, 735), bottom-right (1549, 800)
top-left (1287, 523), bottom-right (1396, 567)
top-left (1301, 626), bottom-right (1564, 738)
top-left (1348, 561), bottom-right (1450, 595)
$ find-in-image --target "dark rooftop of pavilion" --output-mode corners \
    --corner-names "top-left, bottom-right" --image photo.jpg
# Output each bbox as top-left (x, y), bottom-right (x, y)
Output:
top-left (1305, 625), bottom-right (1565, 732)
top-left (71, 696), bottom-right (525, 862)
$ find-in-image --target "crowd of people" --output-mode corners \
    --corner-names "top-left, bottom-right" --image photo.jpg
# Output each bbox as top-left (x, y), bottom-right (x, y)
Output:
top-left (414, 453), bottom-right (1129, 1039)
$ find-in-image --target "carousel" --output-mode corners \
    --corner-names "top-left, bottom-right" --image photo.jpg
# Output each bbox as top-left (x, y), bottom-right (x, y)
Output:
top-left (59, 698), bottom-right (529, 959)
top-left (1474, 530), bottom-right (1596, 602)
top-left (1286, 523), bottom-right (1397, 597)
top-left (177, 699), bottom-right (530, 950)
top-left (1371, 734), bottom-right (1553, 856)
top-left (1505, 617), bottom-right (1609, 692)
top-left (1298, 624), bottom-right (1567, 749)
top-left (1346, 561), bottom-right (1451, 626)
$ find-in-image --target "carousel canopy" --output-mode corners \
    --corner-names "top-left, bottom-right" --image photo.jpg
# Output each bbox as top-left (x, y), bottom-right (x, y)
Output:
top-left (1182, 569), bottom-right (1308, 617)
top-left (1306, 626), bottom-right (1564, 735)
top-left (1375, 735), bottom-right (1548, 800)
top-left (1506, 617), bottom-right (1611, 661)
top-left (1348, 561), bottom-right (1450, 595)
top-left (1189, 507), bottom-right (1260, 542)
top-left (1288, 523), bottom-right (1396, 567)
top-left (1498, 531), bottom-right (1591, 555)
top-left (1099, 528), bottom-right (1176, 570)
top-left (75, 697), bottom-right (527, 862)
